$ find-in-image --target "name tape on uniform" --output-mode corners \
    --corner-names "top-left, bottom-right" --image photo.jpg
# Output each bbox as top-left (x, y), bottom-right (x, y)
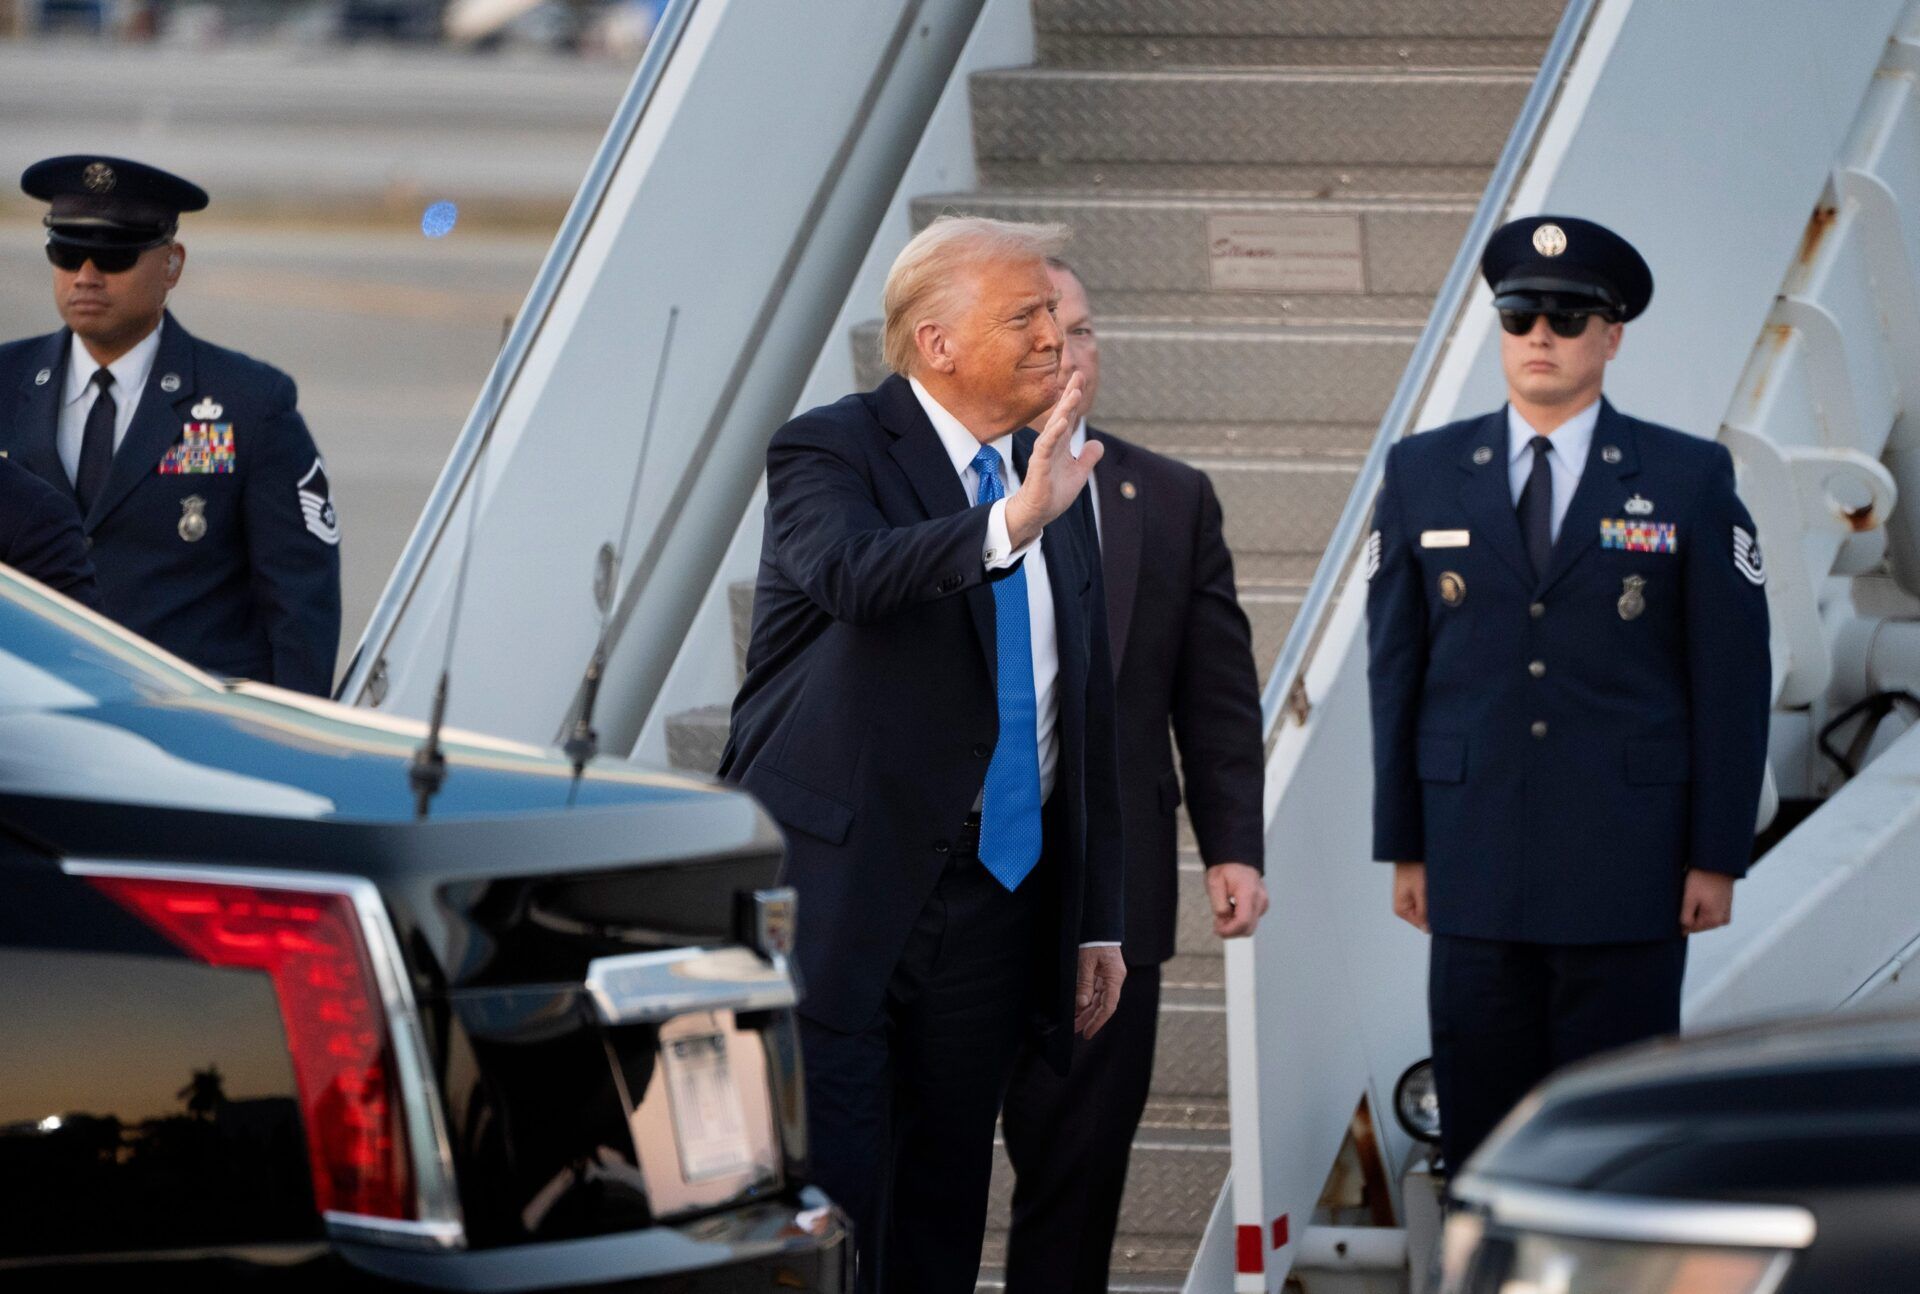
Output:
top-left (1420, 529), bottom-right (1471, 548)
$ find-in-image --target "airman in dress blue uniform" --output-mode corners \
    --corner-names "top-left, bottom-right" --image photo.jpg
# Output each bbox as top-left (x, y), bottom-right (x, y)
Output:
top-left (0, 156), bottom-right (340, 695)
top-left (1366, 216), bottom-right (1772, 1171)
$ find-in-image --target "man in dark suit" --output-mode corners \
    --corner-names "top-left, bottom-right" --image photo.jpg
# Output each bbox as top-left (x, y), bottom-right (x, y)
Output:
top-left (719, 216), bottom-right (1126, 1294)
top-left (0, 453), bottom-right (96, 605)
top-left (0, 156), bottom-right (340, 695)
top-left (1366, 216), bottom-right (1772, 1171)
top-left (1000, 260), bottom-right (1270, 1293)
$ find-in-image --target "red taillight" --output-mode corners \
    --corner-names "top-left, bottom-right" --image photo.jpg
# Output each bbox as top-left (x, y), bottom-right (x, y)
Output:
top-left (89, 876), bottom-right (415, 1221)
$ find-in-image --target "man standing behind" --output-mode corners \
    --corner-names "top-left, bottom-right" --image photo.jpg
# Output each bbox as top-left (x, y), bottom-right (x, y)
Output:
top-left (0, 156), bottom-right (341, 694)
top-left (0, 454), bottom-right (97, 605)
top-left (1366, 215), bottom-right (1771, 1172)
top-left (1001, 259), bottom-right (1269, 1293)
top-left (719, 217), bottom-right (1126, 1293)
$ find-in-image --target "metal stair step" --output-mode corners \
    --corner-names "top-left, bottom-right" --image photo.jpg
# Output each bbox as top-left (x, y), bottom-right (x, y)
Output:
top-left (1198, 452), bottom-right (1357, 559)
top-left (910, 190), bottom-right (1472, 303)
top-left (1036, 32), bottom-right (1550, 70)
top-left (1096, 418), bottom-right (1376, 458)
top-left (853, 318), bottom-right (1418, 424)
top-left (1152, 987), bottom-right (1227, 1096)
top-left (1031, 0), bottom-right (1565, 39)
top-left (988, 1120), bottom-right (1229, 1240)
top-left (978, 1232), bottom-right (1197, 1292)
top-left (970, 66), bottom-right (1531, 174)
top-left (664, 702), bottom-right (729, 775)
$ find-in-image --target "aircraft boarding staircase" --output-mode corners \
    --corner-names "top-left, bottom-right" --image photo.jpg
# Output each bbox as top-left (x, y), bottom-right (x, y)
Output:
top-left (347, 1), bottom-right (1920, 1290)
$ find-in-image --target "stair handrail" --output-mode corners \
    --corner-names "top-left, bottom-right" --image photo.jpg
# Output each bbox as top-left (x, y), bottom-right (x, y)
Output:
top-left (1259, 0), bottom-right (1604, 739)
top-left (338, 0), bottom-right (702, 703)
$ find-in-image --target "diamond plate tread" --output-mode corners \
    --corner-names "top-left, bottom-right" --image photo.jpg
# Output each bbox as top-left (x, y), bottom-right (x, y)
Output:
top-left (988, 1121), bottom-right (1229, 1238)
top-left (1160, 952), bottom-right (1225, 991)
top-left (910, 190), bottom-right (1473, 298)
top-left (1152, 991), bottom-right (1227, 1096)
top-left (1097, 418), bottom-right (1376, 457)
top-left (664, 702), bottom-right (729, 775)
top-left (970, 67), bottom-right (1532, 168)
top-left (978, 1232), bottom-right (1197, 1291)
top-left (1201, 454), bottom-right (1358, 559)
top-left (1031, 0), bottom-right (1564, 38)
top-left (853, 318), bottom-right (1420, 422)
top-left (978, 157), bottom-right (1495, 197)
top-left (1037, 32), bottom-right (1550, 69)
top-left (1092, 288), bottom-right (1438, 323)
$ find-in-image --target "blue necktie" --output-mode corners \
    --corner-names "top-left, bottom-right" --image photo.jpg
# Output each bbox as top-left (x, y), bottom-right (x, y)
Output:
top-left (971, 445), bottom-right (1042, 891)
top-left (1518, 435), bottom-right (1553, 581)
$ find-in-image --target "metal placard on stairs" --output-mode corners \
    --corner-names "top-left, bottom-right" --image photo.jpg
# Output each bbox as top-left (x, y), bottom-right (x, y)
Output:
top-left (1207, 212), bottom-right (1366, 293)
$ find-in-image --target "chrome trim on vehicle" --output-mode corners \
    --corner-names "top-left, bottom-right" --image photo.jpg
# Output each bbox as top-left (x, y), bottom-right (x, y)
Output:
top-left (584, 945), bottom-right (797, 1025)
top-left (1450, 1174), bottom-right (1818, 1250)
top-left (1259, 0), bottom-right (1605, 739)
top-left (61, 860), bottom-right (467, 1250)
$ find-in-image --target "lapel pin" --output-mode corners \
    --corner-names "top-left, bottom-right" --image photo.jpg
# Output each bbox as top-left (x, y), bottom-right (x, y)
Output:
top-left (191, 397), bottom-right (224, 420)
top-left (34, 369), bottom-right (50, 386)
top-left (1472, 445), bottom-right (1493, 465)
top-left (1439, 571), bottom-right (1466, 606)
top-left (1119, 480), bottom-right (1137, 500)
top-left (1618, 574), bottom-right (1646, 620)
top-left (160, 373), bottom-right (181, 394)
top-left (1625, 494), bottom-right (1653, 516)
top-left (178, 495), bottom-right (208, 543)
top-left (1602, 445), bottom-right (1622, 464)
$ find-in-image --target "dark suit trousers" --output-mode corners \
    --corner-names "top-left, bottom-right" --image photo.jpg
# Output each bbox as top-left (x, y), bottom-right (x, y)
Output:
top-left (1001, 961), bottom-right (1160, 1294)
top-left (799, 846), bottom-right (1052, 1294)
top-left (1429, 934), bottom-right (1686, 1170)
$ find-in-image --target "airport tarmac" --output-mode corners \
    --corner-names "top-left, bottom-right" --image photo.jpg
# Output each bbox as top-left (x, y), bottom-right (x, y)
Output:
top-left (0, 220), bottom-right (554, 683)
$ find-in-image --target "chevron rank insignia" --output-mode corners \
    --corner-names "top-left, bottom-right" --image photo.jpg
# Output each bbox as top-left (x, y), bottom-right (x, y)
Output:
top-left (1733, 525), bottom-right (1765, 585)
top-left (159, 423), bottom-right (235, 474)
top-left (1601, 518), bottom-right (1677, 553)
top-left (297, 457), bottom-right (340, 545)
top-left (1365, 529), bottom-right (1382, 580)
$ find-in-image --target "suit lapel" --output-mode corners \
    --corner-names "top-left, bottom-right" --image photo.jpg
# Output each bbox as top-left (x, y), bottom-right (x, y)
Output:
top-left (877, 375), bottom-right (996, 671)
top-left (9, 331), bottom-right (73, 500)
top-left (1091, 430), bottom-right (1141, 677)
top-left (1537, 399), bottom-right (1639, 596)
top-left (1456, 409), bottom-right (1533, 587)
top-left (86, 315), bottom-right (196, 532)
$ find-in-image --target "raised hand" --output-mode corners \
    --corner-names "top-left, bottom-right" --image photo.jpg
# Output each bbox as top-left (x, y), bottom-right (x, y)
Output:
top-left (1005, 372), bottom-right (1100, 549)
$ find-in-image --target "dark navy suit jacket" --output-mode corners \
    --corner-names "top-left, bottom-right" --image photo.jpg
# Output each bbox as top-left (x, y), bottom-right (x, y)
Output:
top-left (1089, 430), bottom-right (1264, 967)
top-left (0, 453), bottom-right (96, 606)
top-left (719, 375), bottom-right (1124, 1060)
top-left (1366, 400), bottom-right (1771, 944)
top-left (0, 313), bottom-right (340, 694)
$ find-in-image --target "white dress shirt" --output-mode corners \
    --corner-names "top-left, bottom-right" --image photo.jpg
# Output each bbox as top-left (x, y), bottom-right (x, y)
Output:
top-left (909, 378), bottom-right (1060, 802)
top-left (58, 320), bottom-right (164, 487)
top-left (1506, 399), bottom-right (1599, 542)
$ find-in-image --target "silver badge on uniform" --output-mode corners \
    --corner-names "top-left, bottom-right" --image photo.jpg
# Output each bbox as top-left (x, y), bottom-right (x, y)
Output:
top-left (1618, 574), bottom-right (1646, 620)
top-left (297, 456), bottom-right (341, 545)
top-left (1624, 494), bottom-right (1654, 516)
top-left (160, 373), bottom-right (181, 394)
top-left (1472, 445), bottom-right (1494, 466)
top-left (1601, 445), bottom-right (1623, 465)
top-left (1532, 223), bottom-right (1568, 257)
top-left (191, 397), bottom-right (224, 420)
top-left (178, 494), bottom-right (208, 543)
top-left (33, 368), bottom-right (50, 386)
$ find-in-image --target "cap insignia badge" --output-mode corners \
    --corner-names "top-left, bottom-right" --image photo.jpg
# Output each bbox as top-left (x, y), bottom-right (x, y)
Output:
top-left (1601, 445), bottom-right (1623, 464)
top-left (1438, 571), bottom-right (1466, 606)
top-left (191, 397), bottom-right (224, 420)
top-left (82, 162), bottom-right (116, 194)
top-left (1532, 223), bottom-right (1568, 257)
top-left (178, 494), bottom-right (208, 543)
top-left (1472, 445), bottom-right (1494, 466)
top-left (1624, 494), bottom-right (1654, 516)
top-left (160, 373), bottom-right (181, 394)
top-left (1618, 574), bottom-right (1646, 621)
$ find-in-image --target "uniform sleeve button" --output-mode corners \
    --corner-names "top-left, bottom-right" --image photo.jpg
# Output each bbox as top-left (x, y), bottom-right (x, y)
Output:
top-left (1530, 720), bottom-right (1549, 739)
top-left (1528, 660), bottom-right (1546, 678)
top-left (1529, 601), bottom-right (1546, 619)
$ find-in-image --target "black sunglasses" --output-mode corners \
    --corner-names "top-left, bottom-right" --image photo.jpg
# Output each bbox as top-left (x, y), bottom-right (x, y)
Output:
top-left (1498, 308), bottom-right (1612, 338)
top-left (45, 237), bottom-right (169, 275)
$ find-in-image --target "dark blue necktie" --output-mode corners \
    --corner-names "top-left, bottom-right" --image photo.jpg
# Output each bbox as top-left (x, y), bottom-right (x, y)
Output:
top-left (1517, 434), bottom-right (1553, 581)
top-left (75, 367), bottom-right (115, 514)
top-left (971, 445), bottom-right (1042, 891)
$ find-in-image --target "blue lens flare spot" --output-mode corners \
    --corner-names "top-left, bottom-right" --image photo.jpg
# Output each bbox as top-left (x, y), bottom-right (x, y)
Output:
top-left (421, 202), bottom-right (459, 239)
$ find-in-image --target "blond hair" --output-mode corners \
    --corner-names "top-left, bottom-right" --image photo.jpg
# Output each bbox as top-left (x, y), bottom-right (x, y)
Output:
top-left (881, 216), bottom-right (1070, 376)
